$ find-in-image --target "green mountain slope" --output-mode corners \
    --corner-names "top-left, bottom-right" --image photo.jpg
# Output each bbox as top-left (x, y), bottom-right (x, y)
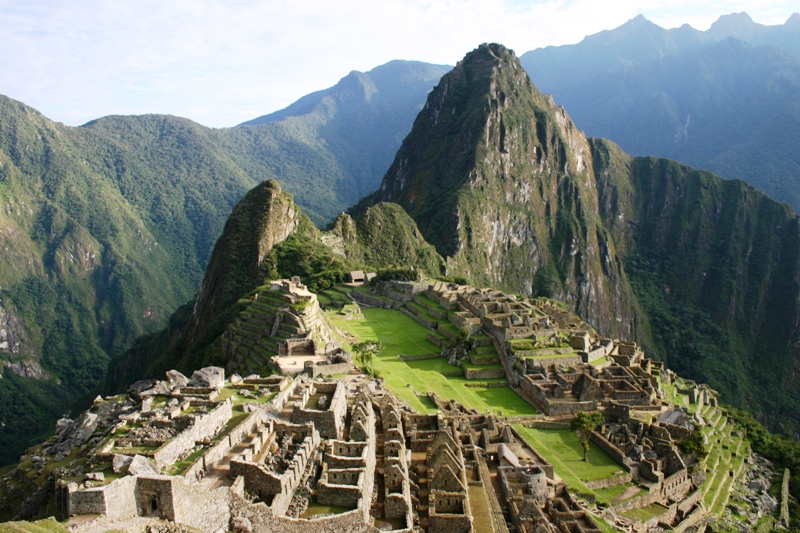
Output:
top-left (102, 180), bottom-right (441, 392)
top-left (0, 99), bottom-right (201, 465)
top-left (358, 43), bottom-right (637, 338)
top-left (519, 14), bottom-right (800, 213)
top-left (364, 43), bottom-right (800, 431)
top-left (232, 60), bottom-right (450, 223)
top-left (0, 60), bottom-right (447, 464)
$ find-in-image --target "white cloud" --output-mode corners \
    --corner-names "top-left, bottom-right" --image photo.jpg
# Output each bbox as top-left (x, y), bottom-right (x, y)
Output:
top-left (0, 0), bottom-right (795, 127)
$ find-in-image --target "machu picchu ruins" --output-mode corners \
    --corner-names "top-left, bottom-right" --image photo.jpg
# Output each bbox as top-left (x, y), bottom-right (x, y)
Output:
top-left (0, 279), bottom-right (786, 533)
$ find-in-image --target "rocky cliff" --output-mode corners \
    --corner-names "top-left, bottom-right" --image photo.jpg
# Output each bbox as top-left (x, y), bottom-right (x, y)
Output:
top-left (362, 43), bottom-right (800, 430)
top-left (361, 43), bottom-right (637, 338)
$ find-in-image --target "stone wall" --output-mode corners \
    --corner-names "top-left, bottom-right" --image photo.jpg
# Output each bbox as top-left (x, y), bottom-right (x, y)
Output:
top-left (398, 353), bottom-right (441, 361)
top-left (317, 469), bottom-right (364, 508)
top-left (519, 375), bottom-right (597, 416)
top-left (351, 290), bottom-right (402, 309)
top-left (643, 504), bottom-right (676, 531)
top-left (153, 400), bottom-right (233, 469)
top-left (584, 473), bottom-right (632, 490)
top-left (427, 332), bottom-right (445, 347)
top-left (521, 419), bottom-right (571, 430)
top-left (67, 475), bottom-right (137, 518)
top-left (521, 355), bottom-right (583, 369)
top-left (588, 431), bottom-right (630, 471)
top-left (662, 469), bottom-right (691, 499)
top-left (231, 429), bottom-right (320, 516)
top-left (462, 366), bottom-right (506, 379)
top-left (292, 381), bottom-right (347, 438)
top-left (169, 474), bottom-right (231, 531)
top-left (385, 492), bottom-right (409, 520)
top-left (400, 308), bottom-right (438, 330)
top-left (185, 411), bottom-right (265, 480)
top-left (610, 488), bottom-right (660, 515)
top-left (229, 492), bottom-right (388, 533)
top-left (307, 361), bottom-right (352, 377)
top-left (264, 377), bottom-right (301, 415)
top-left (428, 491), bottom-right (471, 533)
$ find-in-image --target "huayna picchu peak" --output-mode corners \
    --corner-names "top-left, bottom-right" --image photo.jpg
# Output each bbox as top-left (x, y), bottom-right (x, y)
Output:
top-left (4, 39), bottom-right (800, 533)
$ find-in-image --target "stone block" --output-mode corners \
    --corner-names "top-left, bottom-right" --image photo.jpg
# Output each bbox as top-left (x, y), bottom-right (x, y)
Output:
top-left (189, 366), bottom-right (225, 388)
top-left (113, 454), bottom-right (133, 474)
top-left (128, 454), bottom-right (159, 476)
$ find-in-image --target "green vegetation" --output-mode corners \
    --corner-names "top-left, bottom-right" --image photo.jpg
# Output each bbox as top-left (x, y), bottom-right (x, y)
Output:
top-left (330, 308), bottom-right (536, 415)
top-left (0, 517), bottom-right (70, 532)
top-left (352, 340), bottom-right (384, 376)
top-left (622, 502), bottom-right (668, 522)
top-left (513, 425), bottom-right (622, 495)
top-left (571, 411), bottom-right (606, 462)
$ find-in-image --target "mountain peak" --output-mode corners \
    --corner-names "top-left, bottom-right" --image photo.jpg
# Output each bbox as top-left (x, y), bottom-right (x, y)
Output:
top-left (362, 43), bottom-right (631, 336)
top-left (787, 12), bottom-right (800, 26)
top-left (707, 12), bottom-right (760, 38)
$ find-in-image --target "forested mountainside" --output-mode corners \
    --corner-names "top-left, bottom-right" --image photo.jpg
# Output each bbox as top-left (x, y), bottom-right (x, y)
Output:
top-left (102, 180), bottom-right (442, 393)
top-left (361, 43), bottom-right (800, 432)
top-left (519, 13), bottom-right (800, 213)
top-left (0, 60), bottom-right (446, 464)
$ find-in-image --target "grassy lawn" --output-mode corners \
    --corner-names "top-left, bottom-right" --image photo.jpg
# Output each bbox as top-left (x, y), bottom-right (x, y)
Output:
top-left (0, 517), bottom-right (70, 533)
top-left (623, 502), bottom-right (669, 522)
top-left (592, 482), bottom-right (637, 505)
top-left (513, 426), bottom-right (624, 494)
top-left (330, 308), bottom-right (537, 416)
top-left (300, 503), bottom-right (351, 518)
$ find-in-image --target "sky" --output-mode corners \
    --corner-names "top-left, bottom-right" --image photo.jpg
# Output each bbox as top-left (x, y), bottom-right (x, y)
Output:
top-left (0, 0), bottom-right (797, 128)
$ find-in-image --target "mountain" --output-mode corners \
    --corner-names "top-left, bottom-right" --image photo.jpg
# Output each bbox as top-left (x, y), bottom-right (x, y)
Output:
top-left (518, 13), bottom-right (800, 213)
top-left (356, 43), bottom-right (636, 339)
top-left (0, 60), bottom-right (448, 465)
top-left (234, 60), bottom-right (450, 223)
top-left (102, 179), bottom-right (442, 393)
top-left (362, 43), bottom-right (800, 432)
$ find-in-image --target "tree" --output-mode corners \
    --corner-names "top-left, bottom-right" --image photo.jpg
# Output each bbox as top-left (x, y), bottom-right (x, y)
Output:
top-left (571, 410), bottom-right (605, 462)
top-left (352, 340), bottom-right (383, 375)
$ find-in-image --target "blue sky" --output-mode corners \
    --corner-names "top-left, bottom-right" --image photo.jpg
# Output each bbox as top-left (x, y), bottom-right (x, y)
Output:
top-left (0, 0), bottom-right (797, 128)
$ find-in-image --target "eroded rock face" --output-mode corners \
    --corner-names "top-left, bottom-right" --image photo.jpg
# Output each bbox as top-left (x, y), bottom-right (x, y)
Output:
top-left (48, 412), bottom-right (99, 457)
top-left (167, 370), bottom-right (189, 389)
top-left (189, 366), bottom-right (225, 388)
top-left (128, 454), bottom-right (159, 476)
top-left (0, 303), bottom-right (33, 356)
top-left (3, 359), bottom-right (50, 380)
top-left (112, 454), bottom-right (134, 474)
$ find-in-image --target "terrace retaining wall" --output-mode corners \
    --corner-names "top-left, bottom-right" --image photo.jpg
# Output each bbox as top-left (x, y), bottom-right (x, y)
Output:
top-left (153, 400), bottom-right (233, 469)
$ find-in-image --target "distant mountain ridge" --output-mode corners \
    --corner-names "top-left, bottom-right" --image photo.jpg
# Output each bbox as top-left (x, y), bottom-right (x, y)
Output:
top-left (238, 60), bottom-right (451, 217)
top-left (519, 12), bottom-right (800, 213)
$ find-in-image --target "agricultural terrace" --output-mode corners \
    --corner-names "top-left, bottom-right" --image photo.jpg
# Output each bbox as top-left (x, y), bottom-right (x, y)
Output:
top-left (514, 425), bottom-right (628, 504)
top-left (327, 307), bottom-right (537, 416)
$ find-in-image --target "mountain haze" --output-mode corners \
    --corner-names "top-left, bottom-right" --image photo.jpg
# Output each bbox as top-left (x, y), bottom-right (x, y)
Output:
top-left (519, 13), bottom-right (800, 213)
